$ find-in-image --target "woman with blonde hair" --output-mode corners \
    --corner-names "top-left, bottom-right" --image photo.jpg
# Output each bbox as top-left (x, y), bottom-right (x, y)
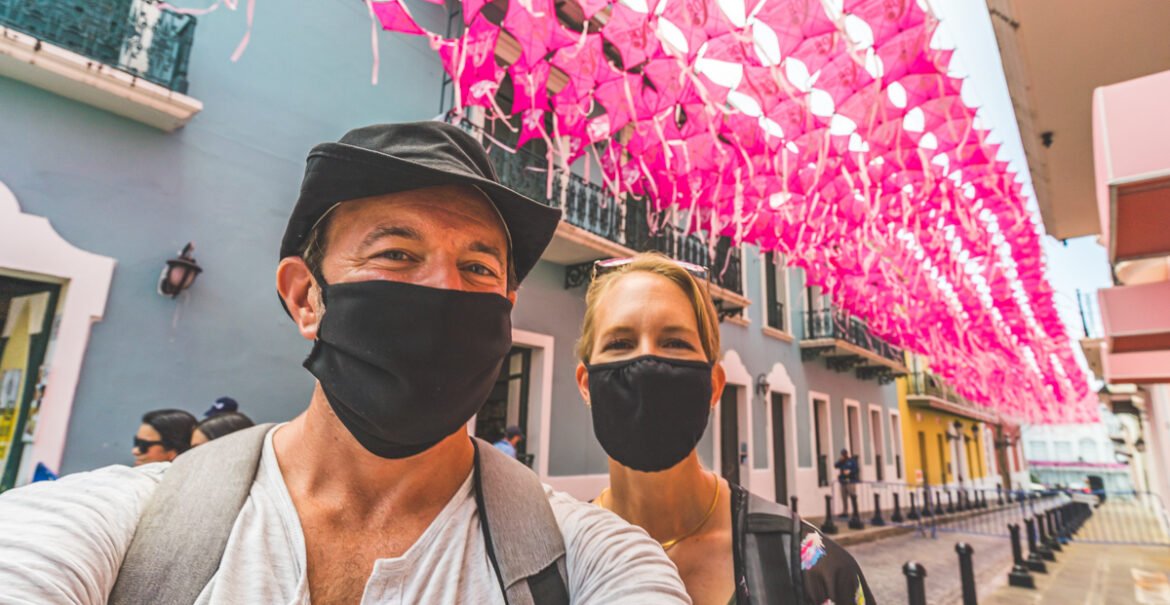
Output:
top-left (576, 252), bottom-right (873, 604)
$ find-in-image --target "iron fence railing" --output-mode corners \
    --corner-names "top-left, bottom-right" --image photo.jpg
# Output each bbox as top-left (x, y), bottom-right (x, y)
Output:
top-left (452, 116), bottom-right (744, 295)
top-left (804, 307), bottom-right (904, 363)
top-left (0, 0), bottom-right (196, 93)
top-left (767, 300), bottom-right (785, 331)
top-left (811, 479), bottom-right (1170, 548)
top-left (907, 371), bottom-right (980, 407)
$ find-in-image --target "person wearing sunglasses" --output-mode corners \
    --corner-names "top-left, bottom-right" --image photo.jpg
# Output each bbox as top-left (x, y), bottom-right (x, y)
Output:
top-left (576, 252), bottom-right (874, 605)
top-left (132, 409), bottom-right (197, 466)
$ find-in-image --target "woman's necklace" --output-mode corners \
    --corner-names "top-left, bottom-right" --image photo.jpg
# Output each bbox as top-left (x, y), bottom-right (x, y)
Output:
top-left (599, 470), bottom-right (721, 551)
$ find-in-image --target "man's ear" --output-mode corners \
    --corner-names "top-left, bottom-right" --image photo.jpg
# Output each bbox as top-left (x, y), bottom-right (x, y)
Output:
top-left (575, 362), bottom-right (591, 406)
top-left (277, 257), bottom-right (322, 341)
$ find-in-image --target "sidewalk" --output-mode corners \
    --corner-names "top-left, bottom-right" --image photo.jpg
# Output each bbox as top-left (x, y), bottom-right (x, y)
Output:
top-left (982, 541), bottom-right (1170, 604)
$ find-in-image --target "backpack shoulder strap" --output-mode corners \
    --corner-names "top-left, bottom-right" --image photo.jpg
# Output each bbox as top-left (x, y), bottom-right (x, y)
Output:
top-left (472, 437), bottom-right (569, 605)
top-left (741, 491), bottom-right (805, 605)
top-left (109, 423), bottom-right (275, 605)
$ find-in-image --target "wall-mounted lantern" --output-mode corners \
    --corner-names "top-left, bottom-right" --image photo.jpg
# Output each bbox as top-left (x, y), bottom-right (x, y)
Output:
top-left (945, 420), bottom-right (962, 442)
top-left (754, 373), bottom-right (770, 397)
top-left (158, 242), bottom-right (202, 298)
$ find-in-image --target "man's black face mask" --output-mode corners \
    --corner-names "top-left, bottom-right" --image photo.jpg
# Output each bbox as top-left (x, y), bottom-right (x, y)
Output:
top-left (304, 274), bottom-right (513, 458)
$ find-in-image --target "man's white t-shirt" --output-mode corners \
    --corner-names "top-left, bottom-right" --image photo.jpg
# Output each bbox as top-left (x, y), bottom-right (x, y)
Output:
top-left (0, 429), bottom-right (690, 604)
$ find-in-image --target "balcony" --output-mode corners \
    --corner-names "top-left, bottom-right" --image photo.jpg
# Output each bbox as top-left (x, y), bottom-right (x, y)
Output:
top-left (801, 307), bottom-right (908, 382)
top-left (906, 371), bottom-right (999, 424)
top-left (452, 116), bottom-right (749, 316)
top-left (0, 0), bottom-right (201, 130)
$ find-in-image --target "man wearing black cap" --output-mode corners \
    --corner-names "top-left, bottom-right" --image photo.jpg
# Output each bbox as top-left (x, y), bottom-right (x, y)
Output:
top-left (0, 122), bottom-right (689, 604)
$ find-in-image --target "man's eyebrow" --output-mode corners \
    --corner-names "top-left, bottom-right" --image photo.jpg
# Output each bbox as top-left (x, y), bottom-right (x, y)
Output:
top-left (469, 240), bottom-right (506, 266)
top-left (359, 225), bottom-right (421, 251)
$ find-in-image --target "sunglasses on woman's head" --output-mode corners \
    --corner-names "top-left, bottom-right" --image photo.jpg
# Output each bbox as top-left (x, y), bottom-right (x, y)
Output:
top-left (133, 437), bottom-right (165, 451)
top-left (591, 257), bottom-right (711, 281)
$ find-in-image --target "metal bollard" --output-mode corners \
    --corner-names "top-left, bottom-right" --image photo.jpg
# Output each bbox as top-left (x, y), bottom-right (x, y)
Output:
top-left (849, 494), bottom-right (865, 530)
top-left (946, 490), bottom-right (956, 514)
top-left (821, 495), bottom-right (839, 534)
top-left (1035, 514), bottom-right (1057, 560)
top-left (1043, 511), bottom-right (1062, 552)
top-left (891, 492), bottom-right (904, 523)
top-left (790, 496), bottom-right (798, 516)
top-left (956, 543), bottom-right (978, 605)
top-left (1007, 524), bottom-right (1036, 588)
top-left (1024, 517), bottom-right (1050, 571)
top-left (903, 561), bottom-right (928, 605)
top-left (997, 485), bottom-right (1004, 506)
top-left (907, 491), bottom-right (921, 521)
top-left (871, 493), bottom-right (886, 526)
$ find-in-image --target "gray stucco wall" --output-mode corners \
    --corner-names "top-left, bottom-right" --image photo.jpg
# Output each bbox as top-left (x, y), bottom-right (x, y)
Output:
top-left (0, 0), bottom-right (453, 472)
top-left (719, 248), bottom-right (901, 476)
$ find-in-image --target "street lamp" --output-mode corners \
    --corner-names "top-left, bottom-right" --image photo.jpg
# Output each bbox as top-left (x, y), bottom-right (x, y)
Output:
top-left (158, 242), bottom-right (203, 298)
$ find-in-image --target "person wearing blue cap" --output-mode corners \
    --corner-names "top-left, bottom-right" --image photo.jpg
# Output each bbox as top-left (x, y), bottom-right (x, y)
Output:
top-left (203, 396), bottom-right (239, 418)
top-left (0, 121), bottom-right (687, 605)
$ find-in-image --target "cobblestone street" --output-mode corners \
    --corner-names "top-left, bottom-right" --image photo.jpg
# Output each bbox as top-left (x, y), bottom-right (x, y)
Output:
top-left (848, 529), bottom-right (1016, 605)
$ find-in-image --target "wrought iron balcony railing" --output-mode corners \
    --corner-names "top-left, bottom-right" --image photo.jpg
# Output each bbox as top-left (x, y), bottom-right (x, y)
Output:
top-left (766, 300), bottom-right (785, 331)
top-left (456, 118), bottom-right (744, 295)
top-left (804, 307), bottom-right (904, 364)
top-left (907, 371), bottom-right (980, 408)
top-left (0, 0), bottom-right (196, 93)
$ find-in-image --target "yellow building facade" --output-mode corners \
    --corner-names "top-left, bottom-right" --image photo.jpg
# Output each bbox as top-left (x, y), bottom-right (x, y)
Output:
top-left (897, 371), bottom-right (1001, 489)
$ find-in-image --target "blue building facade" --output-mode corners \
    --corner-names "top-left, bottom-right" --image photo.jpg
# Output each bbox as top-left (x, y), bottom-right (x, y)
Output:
top-left (0, 0), bottom-right (907, 508)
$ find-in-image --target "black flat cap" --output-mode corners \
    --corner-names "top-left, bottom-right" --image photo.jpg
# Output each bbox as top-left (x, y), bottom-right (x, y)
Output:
top-left (280, 121), bottom-right (561, 283)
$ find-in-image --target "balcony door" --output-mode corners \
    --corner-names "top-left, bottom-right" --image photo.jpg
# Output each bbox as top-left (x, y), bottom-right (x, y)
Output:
top-left (764, 253), bottom-right (788, 332)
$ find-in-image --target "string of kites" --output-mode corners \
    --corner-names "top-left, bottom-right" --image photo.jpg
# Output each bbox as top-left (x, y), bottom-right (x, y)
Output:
top-left (173, 0), bottom-right (1099, 424)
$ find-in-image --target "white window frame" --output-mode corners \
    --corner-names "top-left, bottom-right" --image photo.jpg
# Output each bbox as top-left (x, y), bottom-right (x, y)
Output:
top-left (0, 181), bottom-right (115, 484)
top-left (807, 391), bottom-right (833, 475)
top-left (888, 410), bottom-right (904, 480)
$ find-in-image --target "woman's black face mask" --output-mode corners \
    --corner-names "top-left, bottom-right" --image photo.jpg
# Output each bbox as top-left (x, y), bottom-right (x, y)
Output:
top-left (586, 355), bottom-right (714, 472)
top-left (304, 274), bottom-right (513, 458)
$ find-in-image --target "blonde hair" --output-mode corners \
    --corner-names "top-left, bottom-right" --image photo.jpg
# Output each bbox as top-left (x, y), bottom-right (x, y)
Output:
top-left (576, 252), bottom-right (721, 364)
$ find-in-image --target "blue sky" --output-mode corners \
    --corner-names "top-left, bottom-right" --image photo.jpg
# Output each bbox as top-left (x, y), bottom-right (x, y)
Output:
top-left (930, 0), bottom-right (1111, 386)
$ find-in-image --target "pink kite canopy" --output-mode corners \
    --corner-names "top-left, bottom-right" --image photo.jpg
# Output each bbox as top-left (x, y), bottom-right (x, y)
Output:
top-left (373, 0), bottom-right (1096, 424)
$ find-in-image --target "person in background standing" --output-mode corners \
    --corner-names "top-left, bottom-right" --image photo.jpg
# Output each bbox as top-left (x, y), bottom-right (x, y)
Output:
top-left (203, 396), bottom-right (239, 418)
top-left (132, 409), bottom-right (197, 466)
top-left (190, 412), bottom-right (255, 447)
top-left (493, 425), bottom-right (524, 459)
top-left (835, 448), bottom-right (859, 516)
